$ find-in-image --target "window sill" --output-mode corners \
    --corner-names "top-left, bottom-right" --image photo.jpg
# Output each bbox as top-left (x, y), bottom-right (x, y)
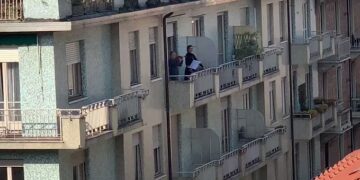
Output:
top-left (131, 83), bottom-right (143, 89)
top-left (68, 96), bottom-right (88, 105)
top-left (155, 174), bottom-right (166, 180)
top-left (151, 77), bottom-right (162, 83)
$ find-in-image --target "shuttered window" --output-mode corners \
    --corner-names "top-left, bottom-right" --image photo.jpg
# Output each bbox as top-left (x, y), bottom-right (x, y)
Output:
top-left (66, 41), bottom-right (85, 100)
top-left (129, 31), bottom-right (140, 85)
top-left (149, 27), bottom-right (159, 79)
top-left (153, 125), bottom-right (162, 176)
top-left (133, 132), bottom-right (143, 180)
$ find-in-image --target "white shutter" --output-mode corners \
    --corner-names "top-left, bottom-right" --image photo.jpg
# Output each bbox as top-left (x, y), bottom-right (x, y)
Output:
top-left (153, 125), bottom-right (161, 148)
top-left (149, 27), bottom-right (157, 44)
top-left (66, 42), bottom-right (81, 65)
top-left (133, 132), bottom-right (141, 146)
top-left (0, 49), bottom-right (19, 62)
top-left (129, 32), bottom-right (137, 50)
top-left (167, 23), bottom-right (174, 37)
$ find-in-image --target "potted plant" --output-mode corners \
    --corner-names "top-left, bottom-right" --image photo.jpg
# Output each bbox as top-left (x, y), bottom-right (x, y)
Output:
top-left (234, 32), bottom-right (261, 60)
top-left (307, 109), bottom-right (319, 118)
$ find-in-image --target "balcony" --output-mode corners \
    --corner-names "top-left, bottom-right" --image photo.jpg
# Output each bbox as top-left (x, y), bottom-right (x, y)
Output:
top-left (179, 128), bottom-right (287, 180)
top-left (352, 98), bottom-right (360, 125)
top-left (0, 109), bottom-right (85, 149)
top-left (351, 34), bottom-right (360, 52)
top-left (292, 32), bottom-right (335, 65)
top-left (319, 35), bottom-right (351, 64)
top-left (72, 0), bottom-right (114, 17)
top-left (239, 55), bottom-right (261, 86)
top-left (0, 90), bottom-right (148, 149)
top-left (0, 0), bottom-right (23, 21)
top-left (262, 47), bottom-right (282, 77)
top-left (327, 109), bottom-right (351, 133)
top-left (83, 90), bottom-right (148, 140)
top-left (293, 103), bottom-right (337, 140)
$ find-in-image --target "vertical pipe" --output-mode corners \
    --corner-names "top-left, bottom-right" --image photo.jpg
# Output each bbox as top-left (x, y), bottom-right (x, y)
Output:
top-left (286, 0), bottom-right (296, 179)
top-left (163, 12), bottom-right (174, 180)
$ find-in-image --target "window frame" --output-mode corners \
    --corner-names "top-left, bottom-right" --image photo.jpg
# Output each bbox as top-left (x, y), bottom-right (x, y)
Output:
top-left (192, 16), bottom-right (204, 37)
top-left (66, 41), bottom-right (85, 101)
top-left (149, 27), bottom-right (159, 79)
top-left (0, 160), bottom-right (24, 180)
top-left (270, 81), bottom-right (276, 122)
top-left (129, 31), bottom-right (141, 86)
top-left (267, 3), bottom-right (274, 45)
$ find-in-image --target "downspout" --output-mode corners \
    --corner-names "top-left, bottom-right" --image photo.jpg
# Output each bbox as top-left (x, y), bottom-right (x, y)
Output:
top-left (286, 0), bottom-right (296, 179)
top-left (163, 12), bottom-right (174, 180)
top-left (346, 0), bottom-right (355, 152)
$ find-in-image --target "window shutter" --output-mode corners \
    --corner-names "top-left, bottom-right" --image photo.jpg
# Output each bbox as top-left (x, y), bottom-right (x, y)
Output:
top-left (149, 27), bottom-right (157, 44)
top-left (153, 126), bottom-right (161, 148)
top-left (129, 32), bottom-right (137, 50)
top-left (66, 42), bottom-right (81, 65)
top-left (166, 23), bottom-right (174, 37)
top-left (133, 132), bottom-right (141, 146)
top-left (0, 49), bottom-right (19, 62)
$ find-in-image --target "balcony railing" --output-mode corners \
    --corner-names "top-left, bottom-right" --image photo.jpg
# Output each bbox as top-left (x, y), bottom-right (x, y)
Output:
top-left (0, 0), bottom-right (23, 21)
top-left (72, 0), bottom-right (114, 17)
top-left (218, 61), bottom-right (240, 91)
top-left (186, 128), bottom-right (286, 180)
top-left (293, 103), bottom-right (336, 140)
top-left (262, 48), bottom-right (281, 76)
top-left (0, 109), bottom-right (82, 140)
top-left (351, 34), bottom-right (360, 50)
top-left (240, 55), bottom-right (260, 83)
top-left (193, 68), bottom-right (217, 100)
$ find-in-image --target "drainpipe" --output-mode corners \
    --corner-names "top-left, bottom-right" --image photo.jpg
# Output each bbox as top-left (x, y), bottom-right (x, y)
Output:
top-left (163, 12), bottom-right (174, 180)
top-left (286, 0), bottom-right (296, 179)
top-left (346, 0), bottom-right (355, 152)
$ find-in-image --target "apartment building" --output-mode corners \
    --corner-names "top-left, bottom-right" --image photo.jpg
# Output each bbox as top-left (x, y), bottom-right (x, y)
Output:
top-left (0, 0), bottom-right (292, 180)
top-left (290, 0), bottom-right (360, 179)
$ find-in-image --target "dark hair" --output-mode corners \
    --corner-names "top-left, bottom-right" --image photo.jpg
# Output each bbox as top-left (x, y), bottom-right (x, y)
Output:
top-left (187, 45), bottom-right (193, 50)
top-left (169, 51), bottom-right (177, 56)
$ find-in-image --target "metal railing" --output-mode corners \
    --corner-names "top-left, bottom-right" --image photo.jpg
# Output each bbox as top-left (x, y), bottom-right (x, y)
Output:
top-left (351, 35), bottom-right (360, 49)
top-left (0, 0), bottom-right (23, 20)
top-left (240, 55), bottom-right (260, 82)
top-left (72, 0), bottom-right (114, 16)
top-left (352, 98), bottom-right (360, 112)
top-left (218, 61), bottom-right (240, 91)
top-left (0, 109), bottom-right (82, 140)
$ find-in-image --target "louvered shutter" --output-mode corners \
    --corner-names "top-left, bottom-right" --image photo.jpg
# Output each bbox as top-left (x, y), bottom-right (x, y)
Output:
top-left (0, 49), bottom-right (19, 62)
top-left (66, 42), bottom-right (81, 65)
top-left (153, 126), bottom-right (160, 148)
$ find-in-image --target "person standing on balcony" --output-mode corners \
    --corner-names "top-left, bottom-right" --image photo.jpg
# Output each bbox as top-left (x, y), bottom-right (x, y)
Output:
top-left (169, 51), bottom-right (183, 81)
top-left (185, 45), bottom-right (202, 80)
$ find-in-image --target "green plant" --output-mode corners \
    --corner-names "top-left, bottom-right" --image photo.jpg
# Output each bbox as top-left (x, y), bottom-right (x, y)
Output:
top-left (122, 0), bottom-right (140, 11)
top-left (233, 32), bottom-right (261, 59)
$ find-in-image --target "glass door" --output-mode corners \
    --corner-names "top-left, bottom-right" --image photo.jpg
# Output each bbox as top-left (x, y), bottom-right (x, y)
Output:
top-left (0, 62), bottom-right (21, 136)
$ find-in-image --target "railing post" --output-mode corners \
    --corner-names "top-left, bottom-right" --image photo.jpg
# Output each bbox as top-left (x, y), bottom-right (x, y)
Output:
top-left (237, 67), bottom-right (243, 89)
top-left (214, 68), bottom-right (220, 98)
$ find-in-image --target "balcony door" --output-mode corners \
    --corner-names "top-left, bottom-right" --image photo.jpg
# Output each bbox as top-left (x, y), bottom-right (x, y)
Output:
top-left (0, 62), bottom-right (21, 134)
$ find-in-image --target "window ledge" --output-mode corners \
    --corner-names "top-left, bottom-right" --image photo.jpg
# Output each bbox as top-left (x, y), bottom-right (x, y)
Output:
top-left (68, 96), bottom-right (88, 105)
top-left (155, 174), bottom-right (166, 180)
top-left (151, 77), bottom-right (163, 83)
top-left (131, 84), bottom-right (143, 89)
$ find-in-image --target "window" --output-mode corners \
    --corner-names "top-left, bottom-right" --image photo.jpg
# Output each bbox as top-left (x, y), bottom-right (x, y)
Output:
top-left (149, 27), bottom-right (159, 79)
top-left (269, 81), bottom-right (276, 122)
top-left (73, 162), bottom-right (86, 180)
top-left (217, 12), bottom-right (228, 64)
top-left (167, 22), bottom-right (177, 53)
top-left (66, 41), bottom-right (85, 101)
top-left (336, 66), bottom-right (343, 101)
top-left (320, 2), bottom-right (325, 33)
top-left (267, 3), bottom-right (274, 45)
top-left (129, 31), bottom-right (140, 85)
top-left (295, 143), bottom-right (300, 180)
top-left (242, 90), bottom-right (251, 109)
top-left (153, 125), bottom-right (162, 177)
top-left (335, 0), bottom-right (339, 33)
top-left (192, 16), bottom-right (204, 37)
top-left (240, 7), bottom-right (251, 26)
top-left (281, 77), bottom-right (287, 115)
top-left (221, 107), bottom-right (230, 153)
top-left (133, 132), bottom-right (143, 180)
top-left (279, 1), bottom-right (286, 41)
top-left (303, 2), bottom-right (309, 38)
top-left (0, 161), bottom-right (24, 180)
top-left (196, 105), bottom-right (207, 128)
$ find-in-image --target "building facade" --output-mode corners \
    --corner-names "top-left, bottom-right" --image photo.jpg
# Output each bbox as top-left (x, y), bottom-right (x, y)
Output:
top-left (0, 0), bottom-right (358, 180)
